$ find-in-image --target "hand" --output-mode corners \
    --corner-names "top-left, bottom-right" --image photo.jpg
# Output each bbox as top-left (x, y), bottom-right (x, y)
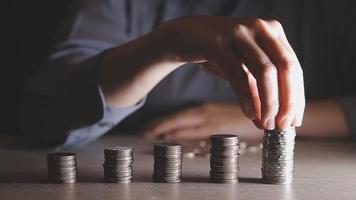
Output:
top-left (158, 16), bottom-right (305, 130)
top-left (144, 102), bottom-right (263, 142)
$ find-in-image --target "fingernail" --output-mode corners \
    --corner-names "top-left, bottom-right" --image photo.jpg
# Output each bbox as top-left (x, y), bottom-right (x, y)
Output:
top-left (280, 117), bottom-right (292, 130)
top-left (265, 119), bottom-right (275, 130)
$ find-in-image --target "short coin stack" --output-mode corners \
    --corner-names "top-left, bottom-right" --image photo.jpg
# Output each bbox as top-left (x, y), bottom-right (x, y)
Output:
top-left (262, 127), bottom-right (296, 184)
top-left (103, 147), bottom-right (133, 183)
top-left (47, 152), bottom-right (77, 183)
top-left (153, 143), bottom-right (182, 183)
top-left (209, 134), bottom-right (240, 183)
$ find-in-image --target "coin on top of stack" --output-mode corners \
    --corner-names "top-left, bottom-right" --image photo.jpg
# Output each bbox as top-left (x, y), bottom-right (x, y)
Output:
top-left (47, 152), bottom-right (77, 183)
top-left (209, 134), bottom-right (240, 183)
top-left (262, 127), bottom-right (296, 184)
top-left (103, 146), bottom-right (133, 183)
top-left (153, 143), bottom-right (182, 183)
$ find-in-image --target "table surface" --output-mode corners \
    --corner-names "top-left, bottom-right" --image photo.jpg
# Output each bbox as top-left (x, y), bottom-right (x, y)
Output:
top-left (1, 135), bottom-right (356, 200)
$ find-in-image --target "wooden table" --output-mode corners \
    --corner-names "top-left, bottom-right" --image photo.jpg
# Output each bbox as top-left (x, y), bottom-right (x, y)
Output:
top-left (1, 135), bottom-right (356, 200)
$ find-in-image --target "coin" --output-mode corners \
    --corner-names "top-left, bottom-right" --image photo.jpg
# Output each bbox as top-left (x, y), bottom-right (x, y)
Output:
top-left (47, 152), bottom-right (77, 184)
top-left (209, 134), bottom-right (239, 183)
top-left (153, 143), bottom-right (182, 183)
top-left (261, 127), bottom-right (296, 184)
top-left (103, 146), bottom-right (133, 183)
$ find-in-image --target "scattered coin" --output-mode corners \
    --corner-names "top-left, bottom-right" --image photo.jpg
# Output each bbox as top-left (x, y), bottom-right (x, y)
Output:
top-left (183, 152), bottom-right (195, 159)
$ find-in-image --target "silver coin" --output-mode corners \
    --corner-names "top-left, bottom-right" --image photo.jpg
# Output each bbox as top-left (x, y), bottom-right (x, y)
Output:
top-left (209, 134), bottom-right (240, 183)
top-left (153, 143), bottom-right (183, 183)
top-left (103, 146), bottom-right (134, 183)
top-left (47, 152), bottom-right (78, 184)
top-left (261, 128), bottom-right (295, 185)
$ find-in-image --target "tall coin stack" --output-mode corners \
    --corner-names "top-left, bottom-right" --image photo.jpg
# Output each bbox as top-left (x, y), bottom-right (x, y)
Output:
top-left (262, 127), bottom-right (296, 184)
top-left (103, 147), bottom-right (133, 183)
top-left (153, 143), bottom-right (182, 183)
top-left (47, 152), bottom-right (77, 183)
top-left (209, 134), bottom-right (240, 183)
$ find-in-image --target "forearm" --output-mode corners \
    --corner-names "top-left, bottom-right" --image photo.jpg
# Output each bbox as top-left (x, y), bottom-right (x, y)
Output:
top-left (298, 99), bottom-right (349, 139)
top-left (100, 29), bottom-right (184, 107)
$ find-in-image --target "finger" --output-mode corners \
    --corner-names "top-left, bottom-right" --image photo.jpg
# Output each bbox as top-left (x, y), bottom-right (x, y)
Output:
top-left (212, 46), bottom-right (259, 120)
top-left (144, 108), bottom-right (206, 138)
top-left (242, 64), bottom-right (262, 122)
top-left (232, 23), bottom-right (279, 130)
top-left (255, 19), bottom-right (304, 129)
top-left (266, 21), bottom-right (306, 127)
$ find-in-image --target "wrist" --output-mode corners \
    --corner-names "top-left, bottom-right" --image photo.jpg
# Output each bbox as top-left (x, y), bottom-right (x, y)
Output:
top-left (99, 28), bottom-right (186, 107)
top-left (151, 23), bottom-right (187, 66)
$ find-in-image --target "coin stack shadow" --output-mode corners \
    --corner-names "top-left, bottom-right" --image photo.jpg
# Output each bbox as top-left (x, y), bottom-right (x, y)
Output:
top-left (103, 147), bottom-right (133, 183)
top-left (209, 134), bottom-right (240, 183)
top-left (262, 127), bottom-right (296, 184)
top-left (153, 143), bottom-right (182, 183)
top-left (47, 152), bottom-right (77, 183)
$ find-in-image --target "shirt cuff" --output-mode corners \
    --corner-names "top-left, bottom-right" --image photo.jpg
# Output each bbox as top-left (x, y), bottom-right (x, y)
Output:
top-left (59, 86), bottom-right (146, 149)
top-left (338, 96), bottom-right (356, 140)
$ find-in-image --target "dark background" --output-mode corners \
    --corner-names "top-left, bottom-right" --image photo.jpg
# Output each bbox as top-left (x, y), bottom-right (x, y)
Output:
top-left (3, 0), bottom-right (70, 133)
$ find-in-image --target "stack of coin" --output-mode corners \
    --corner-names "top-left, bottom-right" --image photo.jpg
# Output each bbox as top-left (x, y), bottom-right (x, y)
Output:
top-left (47, 152), bottom-right (77, 183)
top-left (209, 134), bottom-right (240, 183)
top-left (103, 147), bottom-right (133, 183)
top-left (262, 127), bottom-right (296, 184)
top-left (153, 143), bottom-right (182, 183)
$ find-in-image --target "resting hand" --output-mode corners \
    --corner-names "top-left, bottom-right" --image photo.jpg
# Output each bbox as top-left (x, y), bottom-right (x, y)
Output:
top-left (144, 102), bottom-right (263, 142)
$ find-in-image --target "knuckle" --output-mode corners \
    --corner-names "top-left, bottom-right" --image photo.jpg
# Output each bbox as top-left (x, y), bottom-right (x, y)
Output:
top-left (233, 24), bottom-right (245, 33)
top-left (269, 19), bottom-right (283, 29)
top-left (233, 24), bottom-right (249, 39)
top-left (253, 18), bottom-right (266, 29)
top-left (278, 57), bottom-right (296, 71)
top-left (260, 61), bottom-right (278, 78)
top-left (232, 24), bottom-right (251, 38)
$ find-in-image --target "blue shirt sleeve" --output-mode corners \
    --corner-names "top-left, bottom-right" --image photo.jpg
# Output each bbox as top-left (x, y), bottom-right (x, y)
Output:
top-left (20, 0), bottom-right (145, 148)
top-left (58, 87), bottom-right (146, 149)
